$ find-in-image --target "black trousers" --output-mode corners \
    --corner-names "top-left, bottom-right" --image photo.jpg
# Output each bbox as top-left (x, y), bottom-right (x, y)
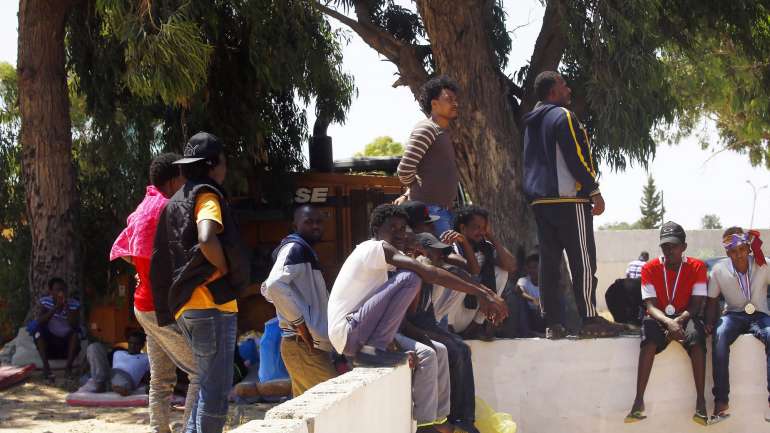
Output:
top-left (413, 316), bottom-right (476, 423)
top-left (533, 202), bottom-right (598, 325)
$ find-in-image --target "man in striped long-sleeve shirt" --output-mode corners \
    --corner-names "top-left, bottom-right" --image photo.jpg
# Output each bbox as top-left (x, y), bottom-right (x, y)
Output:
top-left (397, 76), bottom-right (460, 235)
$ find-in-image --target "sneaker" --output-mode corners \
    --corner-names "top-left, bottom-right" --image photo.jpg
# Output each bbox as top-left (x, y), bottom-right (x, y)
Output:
top-left (546, 324), bottom-right (567, 340)
top-left (580, 316), bottom-right (623, 338)
top-left (352, 345), bottom-right (409, 367)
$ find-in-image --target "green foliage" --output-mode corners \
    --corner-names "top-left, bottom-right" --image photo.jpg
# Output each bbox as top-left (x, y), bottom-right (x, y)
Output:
top-left (70, 0), bottom-right (355, 199)
top-left (0, 62), bottom-right (29, 336)
top-left (599, 221), bottom-right (642, 230)
top-left (354, 136), bottom-right (403, 157)
top-left (664, 35), bottom-right (770, 168)
top-left (97, 0), bottom-right (213, 105)
top-left (638, 175), bottom-right (665, 229)
top-left (701, 214), bottom-right (723, 230)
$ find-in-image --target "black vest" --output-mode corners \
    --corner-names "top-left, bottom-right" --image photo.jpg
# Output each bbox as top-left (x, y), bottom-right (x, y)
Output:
top-left (150, 179), bottom-right (249, 326)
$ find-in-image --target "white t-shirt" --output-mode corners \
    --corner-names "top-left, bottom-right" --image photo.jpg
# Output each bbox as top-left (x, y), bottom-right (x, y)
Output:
top-left (516, 276), bottom-right (540, 309)
top-left (112, 350), bottom-right (150, 386)
top-left (327, 239), bottom-right (392, 353)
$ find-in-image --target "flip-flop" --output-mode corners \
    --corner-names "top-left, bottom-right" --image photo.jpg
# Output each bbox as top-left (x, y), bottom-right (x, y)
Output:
top-left (709, 410), bottom-right (730, 425)
top-left (624, 410), bottom-right (647, 423)
top-left (692, 410), bottom-right (709, 426)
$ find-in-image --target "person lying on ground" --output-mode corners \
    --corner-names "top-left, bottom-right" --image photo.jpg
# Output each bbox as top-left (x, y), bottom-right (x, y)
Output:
top-left (110, 152), bottom-right (199, 432)
top-left (625, 221), bottom-right (708, 426)
top-left (262, 204), bottom-right (337, 397)
top-left (515, 254), bottom-right (545, 335)
top-left (34, 277), bottom-right (81, 382)
top-left (437, 205), bottom-right (517, 340)
top-left (327, 203), bottom-right (508, 367)
top-left (80, 331), bottom-right (150, 396)
top-left (705, 227), bottom-right (770, 424)
top-left (404, 232), bottom-right (485, 433)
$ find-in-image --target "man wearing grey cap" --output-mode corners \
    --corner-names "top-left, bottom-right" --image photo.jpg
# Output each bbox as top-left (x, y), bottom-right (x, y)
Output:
top-left (626, 221), bottom-right (709, 425)
top-left (151, 132), bottom-right (249, 433)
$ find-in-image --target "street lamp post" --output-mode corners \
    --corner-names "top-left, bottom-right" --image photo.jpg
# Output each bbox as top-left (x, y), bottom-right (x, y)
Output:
top-left (746, 180), bottom-right (768, 228)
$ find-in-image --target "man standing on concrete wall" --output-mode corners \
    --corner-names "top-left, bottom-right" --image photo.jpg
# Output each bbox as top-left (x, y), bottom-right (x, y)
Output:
top-left (263, 205), bottom-right (337, 397)
top-left (705, 227), bottom-right (770, 423)
top-left (522, 70), bottom-right (623, 339)
top-left (625, 222), bottom-right (709, 425)
top-left (396, 76), bottom-right (460, 235)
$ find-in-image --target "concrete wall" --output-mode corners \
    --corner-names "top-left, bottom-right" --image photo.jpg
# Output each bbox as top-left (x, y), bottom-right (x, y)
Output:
top-left (232, 365), bottom-right (413, 433)
top-left (594, 229), bottom-right (770, 312)
top-left (470, 336), bottom-right (769, 433)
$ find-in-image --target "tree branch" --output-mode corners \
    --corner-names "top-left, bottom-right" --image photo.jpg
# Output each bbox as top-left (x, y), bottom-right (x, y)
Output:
top-left (315, 1), bottom-right (429, 95)
top-left (518, 0), bottom-right (569, 120)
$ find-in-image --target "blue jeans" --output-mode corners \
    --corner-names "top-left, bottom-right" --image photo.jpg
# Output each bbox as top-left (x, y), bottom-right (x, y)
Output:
top-left (712, 311), bottom-right (770, 404)
top-left (426, 205), bottom-right (453, 236)
top-left (177, 309), bottom-right (237, 433)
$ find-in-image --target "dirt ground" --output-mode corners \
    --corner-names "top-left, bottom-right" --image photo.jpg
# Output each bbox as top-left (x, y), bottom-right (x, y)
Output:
top-left (0, 370), bottom-right (275, 433)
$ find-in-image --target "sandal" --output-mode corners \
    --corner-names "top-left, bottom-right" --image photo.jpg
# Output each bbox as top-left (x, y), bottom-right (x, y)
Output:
top-left (692, 410), bottom-right (709, 426)
top-left (624, 410), bottom-right (647, 423)
top-left (709, 410), bottom-right (730, 425)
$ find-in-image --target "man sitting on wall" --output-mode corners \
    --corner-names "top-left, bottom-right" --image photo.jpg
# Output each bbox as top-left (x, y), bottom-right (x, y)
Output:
top-left (625, 221), bottom-right (708, 425)
top-left (80, 331), bottom-right (150, 396)
top-left (34, 277), bottom-right (81, 382)
top-left (515, 254), bottom-right (545, 334)
top-left (405, 231), bottom-right (486, 433)
top-left (327, 204), bottom-right (507, 432)
top-left (436, 205), bottom-right (517, 340)
top-left (705, 227), bottom-right (770, 424)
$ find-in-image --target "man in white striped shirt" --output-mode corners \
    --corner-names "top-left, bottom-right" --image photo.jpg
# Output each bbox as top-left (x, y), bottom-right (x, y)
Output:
top-left (396, 76), bottom-right (460, 235)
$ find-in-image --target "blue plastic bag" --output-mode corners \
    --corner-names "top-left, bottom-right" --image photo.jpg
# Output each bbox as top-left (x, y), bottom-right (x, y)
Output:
top-left (258, 317), bottom-right (289, 382)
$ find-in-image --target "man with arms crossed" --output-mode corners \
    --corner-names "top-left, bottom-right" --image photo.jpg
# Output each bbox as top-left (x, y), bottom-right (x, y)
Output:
top-left (625, 222), bottom-right (708, 425)
top-left (706, 227), bottom-right (770, 423)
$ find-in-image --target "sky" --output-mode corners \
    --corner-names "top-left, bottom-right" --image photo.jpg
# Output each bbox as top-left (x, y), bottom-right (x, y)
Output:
top-left (2, 1), bottom-right (768, 230)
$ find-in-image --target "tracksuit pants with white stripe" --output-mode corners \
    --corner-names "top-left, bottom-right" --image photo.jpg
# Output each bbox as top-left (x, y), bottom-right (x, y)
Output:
top-left (533, 202), bottom-right (598, 326)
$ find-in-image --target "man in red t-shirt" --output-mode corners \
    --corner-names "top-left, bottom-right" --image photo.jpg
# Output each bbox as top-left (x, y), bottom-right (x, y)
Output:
top-left (110, 153), bottom-right (197, 433)
top-left (625, 221), bottom-right (709, 425)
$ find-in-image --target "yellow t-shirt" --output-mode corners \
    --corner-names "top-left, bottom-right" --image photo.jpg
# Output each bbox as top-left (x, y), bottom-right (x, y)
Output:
top-left (175, 191), bottom-right (238, 319)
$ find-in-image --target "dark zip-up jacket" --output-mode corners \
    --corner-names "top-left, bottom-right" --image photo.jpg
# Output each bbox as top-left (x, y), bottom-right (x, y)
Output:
top-left (150, 179), bottom-right (250, 326)
top-left (523, 102), bottom-right (600, 205)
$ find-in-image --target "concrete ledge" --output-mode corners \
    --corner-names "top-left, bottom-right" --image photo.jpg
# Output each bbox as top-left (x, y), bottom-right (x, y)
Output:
top-left (265, 364), bottom-right (412, 433)
top-left (230, 419), bottom-right (309, 433)
top-left (470, 335), bottom-right (769, 433)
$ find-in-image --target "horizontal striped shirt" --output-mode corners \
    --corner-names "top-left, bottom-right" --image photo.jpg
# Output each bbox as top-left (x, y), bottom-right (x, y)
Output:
top-left (397, 118), bottom-right (458, 207)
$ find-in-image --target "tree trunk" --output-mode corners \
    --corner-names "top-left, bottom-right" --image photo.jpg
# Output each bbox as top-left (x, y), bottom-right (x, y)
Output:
top-left (416, 0), bottom-right (534, 250)
top-left (18, 0), bottom-right (81, 319)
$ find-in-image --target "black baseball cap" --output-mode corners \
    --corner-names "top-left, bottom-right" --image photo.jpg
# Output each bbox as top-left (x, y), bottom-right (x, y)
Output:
top-left (415, 232), bottom-right (452, 254)
top-left (173, 132), bottom-right (224, 165)
top-left (659, 221), bottom-right (686, 245)
top-left (400, 200), bottom-right (440, 228)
